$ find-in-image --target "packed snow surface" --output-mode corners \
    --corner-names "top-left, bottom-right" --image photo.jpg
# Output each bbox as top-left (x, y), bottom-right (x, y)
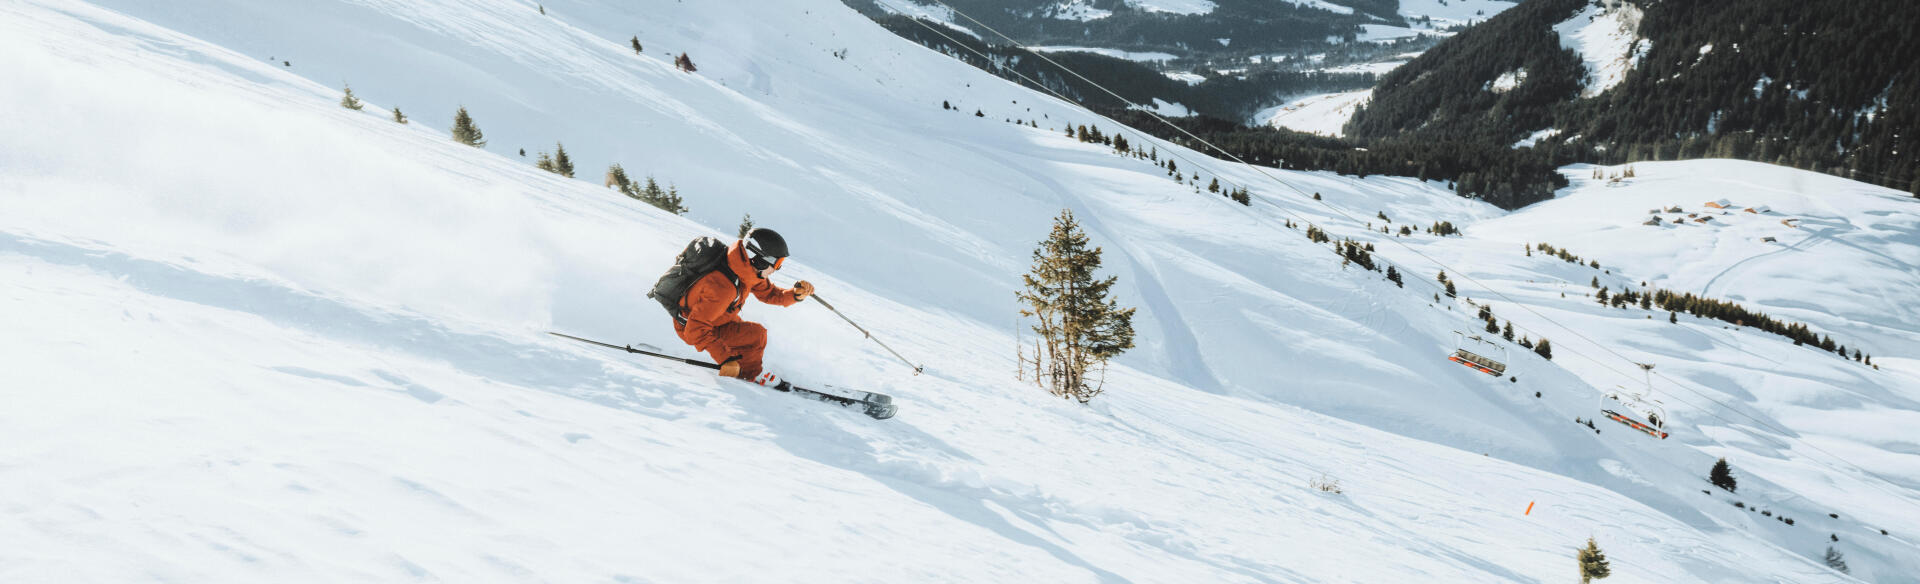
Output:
top-left (3, 0), bottom-right (1917, 582)
top-left (1554, 0), bottom-right (1650, 98)
top-left (1254, 90), bottom-right (1372, 136)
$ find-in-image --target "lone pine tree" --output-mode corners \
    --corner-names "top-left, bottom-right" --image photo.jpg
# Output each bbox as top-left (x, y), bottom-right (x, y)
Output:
top-left (553, 143), bottom-right (574, 177)
top-left (450, 107), bottom-right (485, 147)
top-left (1710, 458), bottom-right (1737, 492)
top-left (339, 84), bottom-right (364, 110)
top-left (1578, 537), bottom-right (1611, 583)
top-left (1017, 209), bottom-right (1136, 404)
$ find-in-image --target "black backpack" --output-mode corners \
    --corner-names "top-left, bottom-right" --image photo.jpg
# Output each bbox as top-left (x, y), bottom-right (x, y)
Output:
top-left (648, 236), bottom-right (742, 325)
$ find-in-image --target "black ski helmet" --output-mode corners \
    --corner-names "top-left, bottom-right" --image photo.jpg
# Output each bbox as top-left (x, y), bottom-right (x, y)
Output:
top-left (743, 228), bottom-right (788, 270)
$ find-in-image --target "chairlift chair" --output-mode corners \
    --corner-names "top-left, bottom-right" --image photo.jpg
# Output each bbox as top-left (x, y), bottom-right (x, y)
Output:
top-left (1448, 331), bottom-right (1508, 376)
top-left (1600, 383), bottom-right (1670, 439)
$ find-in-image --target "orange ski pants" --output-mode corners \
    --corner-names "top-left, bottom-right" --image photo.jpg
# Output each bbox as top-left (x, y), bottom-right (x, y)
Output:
top-left (700, 321), bottom-right (767, 379)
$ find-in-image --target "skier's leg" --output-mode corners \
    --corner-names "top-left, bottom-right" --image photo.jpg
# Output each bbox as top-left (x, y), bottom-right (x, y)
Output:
top-left (709, 321), bottom-right (768, 379)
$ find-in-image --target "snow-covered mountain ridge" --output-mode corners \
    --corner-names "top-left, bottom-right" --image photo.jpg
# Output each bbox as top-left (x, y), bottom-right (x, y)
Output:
top-left (1, 0), bottom-right (1914, 582)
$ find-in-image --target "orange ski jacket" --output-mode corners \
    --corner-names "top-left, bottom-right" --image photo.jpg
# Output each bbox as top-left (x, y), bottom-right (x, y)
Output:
top-left (674, 240), bottom-right (800, 351)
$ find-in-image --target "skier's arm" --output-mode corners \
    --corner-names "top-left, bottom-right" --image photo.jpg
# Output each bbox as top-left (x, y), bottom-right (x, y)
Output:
top-left (750, 279), bottom-right (801, 307)
top-left (681, 277), bottom-right (733, 350)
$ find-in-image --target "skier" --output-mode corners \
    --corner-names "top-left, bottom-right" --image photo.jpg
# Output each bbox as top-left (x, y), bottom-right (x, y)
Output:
top-left (665, 228), bottom-right (813, 385)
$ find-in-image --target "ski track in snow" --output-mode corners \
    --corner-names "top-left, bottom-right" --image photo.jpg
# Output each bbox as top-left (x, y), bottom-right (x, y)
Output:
top-left (2, 0), bottom-right (1918, 581)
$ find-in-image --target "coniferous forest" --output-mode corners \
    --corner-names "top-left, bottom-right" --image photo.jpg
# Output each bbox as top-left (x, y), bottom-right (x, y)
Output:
top-left (1352, 0), bottom-right (1920, 197)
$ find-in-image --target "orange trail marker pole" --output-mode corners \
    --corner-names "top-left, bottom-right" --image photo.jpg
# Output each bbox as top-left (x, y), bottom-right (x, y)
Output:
top-left (1525, 501), bottom-right (1535, 515)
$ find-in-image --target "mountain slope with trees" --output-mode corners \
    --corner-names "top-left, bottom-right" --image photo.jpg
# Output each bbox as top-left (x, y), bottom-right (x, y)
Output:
top-left (1349, 0), bottom-right (1920, 196)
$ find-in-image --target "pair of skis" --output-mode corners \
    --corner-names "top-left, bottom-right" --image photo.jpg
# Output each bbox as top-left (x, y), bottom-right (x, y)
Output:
top-left (549, 332), bottom-right (897, 420)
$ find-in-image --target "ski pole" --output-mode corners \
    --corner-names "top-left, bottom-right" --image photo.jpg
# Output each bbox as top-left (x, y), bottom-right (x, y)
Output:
top-left (549, 332), bottom-right (719, 370)
top-left (806, 293), bottom-right (924, 375)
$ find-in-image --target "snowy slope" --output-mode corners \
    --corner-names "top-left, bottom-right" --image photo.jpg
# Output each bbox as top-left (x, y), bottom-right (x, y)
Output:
top-left (1370, 161), bottom-right (1920, 582)
top-left (1253, 90), bottom-right (1371, 136)
top-left (2, 0), bottom-right (1915, 581)
top-left (1554, 0), bottom-right (1649, 98)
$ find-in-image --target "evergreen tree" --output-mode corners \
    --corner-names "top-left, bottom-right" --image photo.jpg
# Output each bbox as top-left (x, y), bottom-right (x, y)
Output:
top-left (628, 176), bottom-right (687, 215)
top-left (451, 107), bottom-right (486, 147)
top-left (1207, 177), bottom-right (1220, 193)
top-left (1386, 265), bottom-right (1402, 287)
top-left (675, 53), bottom-right (697, 72)
top-left (630, 36), bottom-right (643, 54)
top-left (605, 163), bottom-right (633, 192)
top-left (1502, 321), bottom-right (1515, 341)
top-left (552, 142), bottom-right (575, 178)
top-left (1670, 311), bottom-right (1678, 324)
top-left (1445, 279), bottom-right (1457, 298)
top-left (535, 152), bottom-right (558, 174)
top-left (738, 213), bottom-right (755, 238)
top-left (1710, 458), bottom-right (1737, 492)
top-left (1017, 209), bottom-right (1137, 404)
top-left (1485, 319), bottom-right (1499, 334)
top-left (340, 84), bottom-right (364, 110)
top-left (656, 183), bottom-right (688, 215)
top-left (391, 107), bottom-right (407, 124)
top-left (1824, 546), bottom-right (1848, 574)
top-left (1533, 338), bottom-right (1552, 360)
top-left (1577, 537), bottom-right (1612, 583)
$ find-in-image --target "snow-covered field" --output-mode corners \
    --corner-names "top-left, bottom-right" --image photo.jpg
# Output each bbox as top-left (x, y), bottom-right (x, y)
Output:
top-left (1123, 0), bottom-right (1217, 16)
top-left (1399, 0), bottom-right (1519, 28)
top-left (1318, 59), bottom-right (1410, 76)
top-left (1356, 24), bottom-right (1423, 43)
top-left (1253, 90), bottom-right (1372, 136)
top-left (1027, 45), bottom-right (1177, 63)
top-left (2, 0), bottom-right (1915, 581)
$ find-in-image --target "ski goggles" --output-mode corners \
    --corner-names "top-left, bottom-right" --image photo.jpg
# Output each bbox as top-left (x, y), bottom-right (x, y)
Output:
top-left (746, 245), bottom-right (786, 272)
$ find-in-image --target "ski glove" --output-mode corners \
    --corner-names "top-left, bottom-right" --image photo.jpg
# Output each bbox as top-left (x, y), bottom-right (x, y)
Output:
top-left (793, 280), bottom-right (815, 301)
